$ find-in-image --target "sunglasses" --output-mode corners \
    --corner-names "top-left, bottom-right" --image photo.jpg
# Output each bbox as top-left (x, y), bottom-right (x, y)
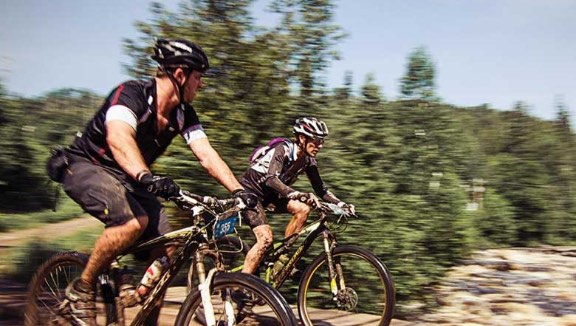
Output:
top-left (309, 137), bottom-right (325, 146)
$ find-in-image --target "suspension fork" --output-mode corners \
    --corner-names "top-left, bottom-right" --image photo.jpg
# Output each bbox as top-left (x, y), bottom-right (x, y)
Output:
top-left (321, 230), bottom-right (343, 297)
top-left (194, 245), bottom-right (235, 326)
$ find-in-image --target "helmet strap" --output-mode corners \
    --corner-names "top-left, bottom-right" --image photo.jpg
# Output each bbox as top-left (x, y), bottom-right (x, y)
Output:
top-left (296, 134), bottom-right (310, 155)
top-left (165, 67), bottom-right (191, 109)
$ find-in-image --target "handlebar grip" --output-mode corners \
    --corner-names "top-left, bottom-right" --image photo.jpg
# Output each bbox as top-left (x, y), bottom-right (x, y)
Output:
top-left (179, 190), bottom-right (204, 202)
top-left (216, 197), bottom-right (240, 208)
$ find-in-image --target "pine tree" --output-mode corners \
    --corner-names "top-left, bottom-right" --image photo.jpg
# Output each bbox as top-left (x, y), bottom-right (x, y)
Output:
top-left (269, 0), bottom-right (346, 99)
top-left (399, 46), bottom-right (438, 101)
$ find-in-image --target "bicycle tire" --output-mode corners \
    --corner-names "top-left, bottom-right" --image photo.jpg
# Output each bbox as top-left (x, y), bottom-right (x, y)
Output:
top-left (24, 251), bottom-right (88, 326)
top-left (297, 245), bottom-right (395, 326)
top-left (23, 251), bottom-right (116, 326)
top-left (175, 272), bottom-right (297, 326)
top-left (186, 235), bottom-right (250, 292)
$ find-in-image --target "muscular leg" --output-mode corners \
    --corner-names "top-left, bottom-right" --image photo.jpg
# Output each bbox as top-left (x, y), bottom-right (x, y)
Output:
top-left (62, 160), bottom-right (150, 288)
top-left (284, 200), bottom-right (311, 238)
top-left (242, 225), bottom-right (273, 274)
top-left (80, 216), bottom-right (148, 286)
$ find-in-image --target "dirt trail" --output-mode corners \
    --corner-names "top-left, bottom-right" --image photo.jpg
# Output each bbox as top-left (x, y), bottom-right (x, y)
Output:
top-left (0, 216), bottom-right (102, 249)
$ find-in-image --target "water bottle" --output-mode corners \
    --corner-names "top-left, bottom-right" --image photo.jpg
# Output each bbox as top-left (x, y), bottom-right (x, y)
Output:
top-left (272, 254), bottom-right (289, 279)
top-left (135, 256), bottom-right (168, 301)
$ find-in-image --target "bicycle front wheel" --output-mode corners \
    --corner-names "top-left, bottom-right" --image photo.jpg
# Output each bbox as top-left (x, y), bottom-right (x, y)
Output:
top-left (176, 272), bottom-right (297, 326)
top-left (298, 245), bottom-right (395, 326)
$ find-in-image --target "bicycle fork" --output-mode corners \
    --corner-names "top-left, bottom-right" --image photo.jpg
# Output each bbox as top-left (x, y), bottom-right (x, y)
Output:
top-left (321, 231), bottom-right (344, 301)
top-left (194, 248), bottom-right (235, 326)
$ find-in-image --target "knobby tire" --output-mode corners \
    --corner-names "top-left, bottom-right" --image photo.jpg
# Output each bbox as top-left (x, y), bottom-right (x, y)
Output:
top-left (297, 245), bottom-right (395, 326)
top-left (176, 272), bottom-right (297, 326)
top-left (24, 251), bottom-right (89, 326)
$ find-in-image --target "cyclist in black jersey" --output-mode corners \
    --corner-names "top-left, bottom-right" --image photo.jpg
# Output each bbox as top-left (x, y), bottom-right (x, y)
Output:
top-left (239, 117), bottom-right (355, 274)
top-left (57, 39), bottom-right (256, 326)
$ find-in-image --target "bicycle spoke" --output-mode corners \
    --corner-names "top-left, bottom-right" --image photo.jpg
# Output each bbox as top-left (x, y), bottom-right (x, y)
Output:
top-left (25, 253), bottom-right (88, 326)
top-left (299, 246), bottom-right (395, 326)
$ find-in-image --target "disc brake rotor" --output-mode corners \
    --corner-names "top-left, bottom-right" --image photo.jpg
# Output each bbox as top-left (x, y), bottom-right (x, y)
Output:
top-left (336, 287), bottom-right (358, 311)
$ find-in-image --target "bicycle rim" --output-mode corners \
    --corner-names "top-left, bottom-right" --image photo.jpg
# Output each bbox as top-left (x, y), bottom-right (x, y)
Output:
top-left (24, 251), bottom-right (117, 326)
top-left (176, 272), bottom-right (297, 326)
top-left (298, 245), bottom-right (395, 326)
top-left (24, 252), bottom-right (88, 326)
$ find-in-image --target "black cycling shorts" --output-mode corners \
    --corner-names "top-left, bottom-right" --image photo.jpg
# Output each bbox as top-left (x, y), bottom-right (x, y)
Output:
top-left (241, 191), bottom-right (291, 228)
top-left (62, 157), bottom-right (171, 241)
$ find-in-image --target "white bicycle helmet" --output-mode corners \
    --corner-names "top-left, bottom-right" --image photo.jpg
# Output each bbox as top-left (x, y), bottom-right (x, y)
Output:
top-left (293, 117), bottom-right (329, 139)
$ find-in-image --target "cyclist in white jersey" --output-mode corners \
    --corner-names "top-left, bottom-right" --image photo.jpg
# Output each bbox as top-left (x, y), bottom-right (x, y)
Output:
top-left (238, 117), bottom-right (355, 275)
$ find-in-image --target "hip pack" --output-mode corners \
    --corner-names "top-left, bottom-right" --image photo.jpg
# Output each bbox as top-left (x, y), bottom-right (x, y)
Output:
top-left (46, 147), bottom-right (69, 183)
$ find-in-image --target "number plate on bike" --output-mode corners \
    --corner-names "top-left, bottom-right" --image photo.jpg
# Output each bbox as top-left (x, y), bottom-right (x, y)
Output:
top-left (214, 215), bottom-right (238, 239)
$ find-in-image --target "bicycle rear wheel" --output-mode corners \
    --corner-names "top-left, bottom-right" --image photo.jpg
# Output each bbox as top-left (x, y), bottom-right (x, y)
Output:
top-left (176, 272), bottom-right (297, 326)
top-left (23, 251), bottom-right (116, 326)
top-left (24, 251), bottom-right (88, 325)
top-left (298, 245), bottom-right (395, 326)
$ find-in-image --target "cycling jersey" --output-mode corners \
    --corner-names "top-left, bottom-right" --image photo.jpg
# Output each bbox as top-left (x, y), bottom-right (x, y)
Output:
top-left (240, 140), bottom-right (339, 203)
top-left (69, 78), bottom-right (205, 180)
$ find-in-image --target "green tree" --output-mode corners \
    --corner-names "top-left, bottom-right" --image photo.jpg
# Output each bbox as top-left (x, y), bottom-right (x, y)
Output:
top-left (333, 70), bottom-right (353, 101)
top-left (554, 96), bottom-right (571, 132)
top-left (0, 94), bottom-right (48, 211)
top-left (361, 73), bottom-right (385, 104)
top-left (472, 189), bottom-right (517, 247)
top-left (269, 0), bottom-right (346, 99)
top-left (399, 46), bottom-right (438, 101)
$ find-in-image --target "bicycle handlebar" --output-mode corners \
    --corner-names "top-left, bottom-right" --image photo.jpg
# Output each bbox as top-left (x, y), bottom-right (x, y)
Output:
top-left (171, 190), bottom-right (246, 212)
top-left (318, 201), bottom-right (357, 218)
top-left (292, 193), bottom-right (356, 217)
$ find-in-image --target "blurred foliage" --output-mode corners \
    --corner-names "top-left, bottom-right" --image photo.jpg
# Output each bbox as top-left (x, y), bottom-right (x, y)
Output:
top-left (0, 196), bottom-right (84, 232)
top-left (400, 46), bottom-right (438, 102)
top-left (1, 0), bottom-right (576, 316)
top-left (5, 240), bottom-right (65, 284)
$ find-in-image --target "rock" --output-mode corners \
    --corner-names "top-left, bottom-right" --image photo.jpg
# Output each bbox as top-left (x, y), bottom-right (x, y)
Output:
top-left (409, 247), bottom-right (576, 326)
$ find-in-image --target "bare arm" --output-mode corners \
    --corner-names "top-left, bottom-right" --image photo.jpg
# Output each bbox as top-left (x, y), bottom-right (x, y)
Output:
top-left (106, 120), bottom-right (149, 180)
top-left (189, 137), bottom-right (243, 192)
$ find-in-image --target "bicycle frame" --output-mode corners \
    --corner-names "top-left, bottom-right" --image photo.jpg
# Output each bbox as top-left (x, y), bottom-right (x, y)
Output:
top-left (109, 225), bottom-right (203, 325)
top-left (231, 209), bottom-right (341, 290)
top-left (101, 196), bottom-right (242, 326)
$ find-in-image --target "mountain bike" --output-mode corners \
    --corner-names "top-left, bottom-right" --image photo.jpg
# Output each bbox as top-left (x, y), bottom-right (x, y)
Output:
top-left (24, 190), bottom-right (298, 326)
top-left (188, 201), bottom-right (396, 326)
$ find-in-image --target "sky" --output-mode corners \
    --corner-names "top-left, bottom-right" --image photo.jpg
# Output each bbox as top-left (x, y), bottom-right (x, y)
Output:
top-left (1, 0), bottom-right (575, 121)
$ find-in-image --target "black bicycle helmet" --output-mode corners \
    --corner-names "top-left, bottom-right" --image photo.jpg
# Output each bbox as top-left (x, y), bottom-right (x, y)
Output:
top-left (293, 117), bottom-right (329, 138)
top-left (152, 38), bottom-right (209, 73)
